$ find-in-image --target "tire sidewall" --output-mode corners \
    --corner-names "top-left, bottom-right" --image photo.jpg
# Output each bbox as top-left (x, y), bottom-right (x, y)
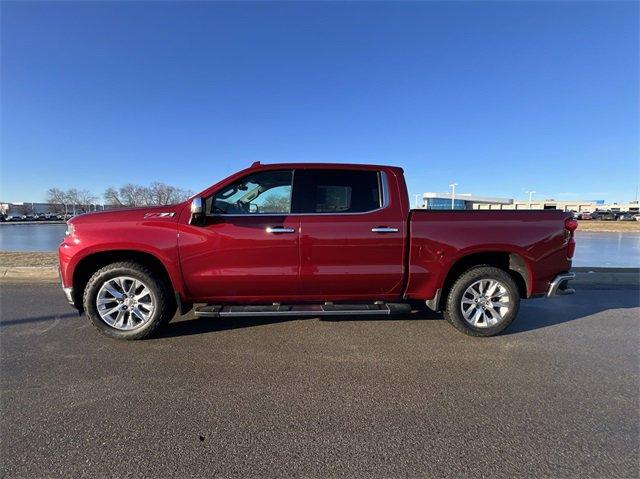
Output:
top-left (84, 265), bottom-right (165, 340)
top-left (446, 266), bottom-right (520, 337)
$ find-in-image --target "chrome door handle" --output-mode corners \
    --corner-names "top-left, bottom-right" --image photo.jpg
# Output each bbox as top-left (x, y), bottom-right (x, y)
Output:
top-left (371, 227), bottom-right (399, 233)
top-left (266, 226), bottom-right (296, 234)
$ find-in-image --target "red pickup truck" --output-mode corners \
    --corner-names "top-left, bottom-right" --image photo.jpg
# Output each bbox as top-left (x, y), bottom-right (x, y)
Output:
top-left (59, 162), bottom-right (577, 340)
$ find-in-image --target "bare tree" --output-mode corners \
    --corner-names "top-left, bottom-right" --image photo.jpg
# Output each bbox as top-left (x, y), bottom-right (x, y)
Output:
top-left (66, 188), bottom-right (80, 215)
top-left (146, 182), bottom-right (193, 205)
top-left (104, 187), bottom-right (124, 207)
top-left (104, 183), bottom-right (192, 207)
top-left (16, 203), bottom-right (34, 216)
top-left (46, 188), bottom-right (68, 214)
top-left (77, 189), bottom-right (97, 213)
top-left (260, 194), bottom-right (290, 213)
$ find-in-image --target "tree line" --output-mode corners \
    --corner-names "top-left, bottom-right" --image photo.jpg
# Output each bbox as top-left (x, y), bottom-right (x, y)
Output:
top-left (45, 182), bottom-right (193, 214)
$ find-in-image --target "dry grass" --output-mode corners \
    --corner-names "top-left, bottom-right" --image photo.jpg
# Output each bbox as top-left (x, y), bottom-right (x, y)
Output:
top-left (576, 220), bottom-right (640, 233)
top-left (0, 251), bottom-right (58, 267)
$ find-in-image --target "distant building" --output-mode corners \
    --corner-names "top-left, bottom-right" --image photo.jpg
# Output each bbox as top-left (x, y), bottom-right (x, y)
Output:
top-left (420, 193), bottom-right (639, 213)
top-left (0, 201), bottom-right (107, 216)
top-left (421, 193), bottom-right (512, 210)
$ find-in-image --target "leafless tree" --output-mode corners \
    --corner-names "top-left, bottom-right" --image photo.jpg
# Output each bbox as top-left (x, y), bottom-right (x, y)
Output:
top-left (16, 203), bottom-right (34, 216)
top-left (260, 194), bottom-right (290, 213)
top-left (46, 187), bottom-right (99, 214)
top-left (65, 188), bottom-right (80, 214)
top-left (46, 188), bottom-right (68, 214)
top-left (104, 183), bottom-right (192, 207)
top-left (104, 187), bottom-right (124, 207)
top-left (77, 189), bottom-right (97, 213)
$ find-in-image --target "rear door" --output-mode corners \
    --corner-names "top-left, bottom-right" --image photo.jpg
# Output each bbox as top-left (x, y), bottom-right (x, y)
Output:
top-left (293, 168), bottom-right (406, 300)
top-left (178, 169), bottom-right (301, 301)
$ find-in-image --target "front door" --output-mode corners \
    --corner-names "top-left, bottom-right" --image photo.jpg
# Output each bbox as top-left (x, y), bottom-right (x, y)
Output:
top-left (178, 169), bottom-right (300, 302)
top-left (293, 168), bottom-right (406, 300)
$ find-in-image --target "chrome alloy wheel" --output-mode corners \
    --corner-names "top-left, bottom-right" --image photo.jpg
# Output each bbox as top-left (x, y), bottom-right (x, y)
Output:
top-left (96, 276), bottom-right (155, 331)
top-left (460, 279), bottom-right (510, 328)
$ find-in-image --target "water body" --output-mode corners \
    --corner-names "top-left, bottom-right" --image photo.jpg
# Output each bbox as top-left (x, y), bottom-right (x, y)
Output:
top-left (0, 224), bottom-right (638, 268)
top-left (573, 231), bottom-right (640, 268)
top-left (0, 224), bottom-right (67, 252)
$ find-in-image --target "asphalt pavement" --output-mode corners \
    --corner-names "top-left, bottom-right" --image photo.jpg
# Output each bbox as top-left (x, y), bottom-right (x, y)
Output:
top-left (1, 281), bottom-right (638, 478)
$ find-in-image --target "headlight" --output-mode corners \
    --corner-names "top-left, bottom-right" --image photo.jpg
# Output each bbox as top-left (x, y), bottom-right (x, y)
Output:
top-left (65, 223), bottom-right (75, 236)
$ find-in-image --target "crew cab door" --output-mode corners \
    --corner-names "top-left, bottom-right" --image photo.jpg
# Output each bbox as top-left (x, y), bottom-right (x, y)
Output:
top-left (293, 168), bottom-right (406, 300)
top-left (178, 169), bottom-right (300, 301)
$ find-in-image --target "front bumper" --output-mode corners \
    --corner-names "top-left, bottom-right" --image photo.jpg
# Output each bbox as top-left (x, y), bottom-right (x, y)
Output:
top-left (62, 286), bottom-right (74, 304)
top-left (58, 266), bottom-right (74, 305)
top-left (547, 272), bottom-right (575, 297)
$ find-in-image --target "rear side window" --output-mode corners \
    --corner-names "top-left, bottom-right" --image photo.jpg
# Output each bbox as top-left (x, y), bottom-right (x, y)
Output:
top-left (292, 170), bottom-right (382, 214)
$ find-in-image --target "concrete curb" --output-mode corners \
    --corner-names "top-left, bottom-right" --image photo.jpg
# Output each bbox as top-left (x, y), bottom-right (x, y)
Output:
top-left (0, 267), bottom-right (59, 283)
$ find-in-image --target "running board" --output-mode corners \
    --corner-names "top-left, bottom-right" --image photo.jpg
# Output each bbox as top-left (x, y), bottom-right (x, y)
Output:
top-left (194, 302), bottom-right (411, 318)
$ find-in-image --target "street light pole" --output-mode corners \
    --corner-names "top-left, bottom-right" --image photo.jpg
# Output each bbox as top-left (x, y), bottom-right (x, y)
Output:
top-left (449, 183), bottom-right (458, 210)
top-left (525, 190), bottom-right (536, 209)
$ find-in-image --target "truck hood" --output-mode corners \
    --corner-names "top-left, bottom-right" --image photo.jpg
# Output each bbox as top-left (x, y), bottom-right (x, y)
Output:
top-left (69, 204), bottom-right (186, 225)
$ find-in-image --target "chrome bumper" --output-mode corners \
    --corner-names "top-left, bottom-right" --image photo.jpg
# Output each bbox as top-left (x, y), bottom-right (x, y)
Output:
top-left (547, 272), bottom-right (575, 297)
top-left (62, 287), bottom-right (74, 304)
top-left (59, 268), bottom-right (74, 305)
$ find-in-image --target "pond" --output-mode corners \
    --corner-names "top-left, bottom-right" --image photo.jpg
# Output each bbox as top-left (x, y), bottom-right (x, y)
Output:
top-left (0, 224), bottom-right (68, 252)
top-left (0, 223), bottom-right (638, 268)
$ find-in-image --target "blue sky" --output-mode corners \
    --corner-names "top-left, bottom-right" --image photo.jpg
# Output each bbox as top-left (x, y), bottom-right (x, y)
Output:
top-left (1, 1), bottom-right (638, 204)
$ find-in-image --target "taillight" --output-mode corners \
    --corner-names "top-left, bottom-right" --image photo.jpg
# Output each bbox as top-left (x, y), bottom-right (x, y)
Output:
top-left (565, 218), bottom-right (578, 259)
top-left (565, 219), bottom-right (578, 233)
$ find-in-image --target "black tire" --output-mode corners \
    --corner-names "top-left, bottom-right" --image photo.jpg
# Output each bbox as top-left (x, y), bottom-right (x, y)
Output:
top-left (443, 265), bottom-right (520, 337)
top-left (83, 261), bottom-right (176, 340)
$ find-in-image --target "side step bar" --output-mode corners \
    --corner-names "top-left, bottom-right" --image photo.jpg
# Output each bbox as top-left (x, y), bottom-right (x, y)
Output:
top-left (194, 302), bottom-right (412, 318)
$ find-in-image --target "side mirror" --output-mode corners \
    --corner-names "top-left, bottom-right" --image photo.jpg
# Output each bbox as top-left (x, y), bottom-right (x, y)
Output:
top-left (189, 197), bottom-right (205, 226)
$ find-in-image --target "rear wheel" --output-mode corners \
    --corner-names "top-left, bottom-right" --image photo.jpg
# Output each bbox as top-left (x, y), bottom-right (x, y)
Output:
top-left (83, 261), bottom-right (176, 340)
top-left (443, 265), bottom-right (520, 337)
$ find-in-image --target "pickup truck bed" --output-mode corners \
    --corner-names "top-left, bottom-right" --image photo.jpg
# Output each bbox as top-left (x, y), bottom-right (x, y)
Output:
top-left (406, 209), bottom-right (573, 303)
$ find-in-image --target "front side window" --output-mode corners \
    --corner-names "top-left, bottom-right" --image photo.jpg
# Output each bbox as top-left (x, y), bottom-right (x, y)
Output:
top-left (208, 170), bottom-right (293, 215)
top-left (292, 170), bottom-right (382, 214)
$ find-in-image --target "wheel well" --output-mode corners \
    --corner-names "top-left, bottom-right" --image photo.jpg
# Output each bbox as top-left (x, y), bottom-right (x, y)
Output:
top-left (437, 252), bottom-right (529, 310)
top-left (72, 250), bottom-right (174, 312)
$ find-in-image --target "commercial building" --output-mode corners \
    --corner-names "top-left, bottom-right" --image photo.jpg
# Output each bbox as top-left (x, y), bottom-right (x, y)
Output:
top-left (420, 193), bottom-right (639, 213)
top-left (420, 193), bottom-right (512, 210)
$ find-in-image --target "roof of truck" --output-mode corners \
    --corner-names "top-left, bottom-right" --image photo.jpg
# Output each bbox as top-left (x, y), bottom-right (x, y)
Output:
top-left (247, 161), bottom-right (403, 172)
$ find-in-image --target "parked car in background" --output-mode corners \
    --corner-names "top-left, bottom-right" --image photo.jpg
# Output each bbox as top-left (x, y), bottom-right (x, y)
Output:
top-left (617, 212), bottom-right (637, 221)
top-left (578, 212), bottom-right (592, 220)
top-left (6, 214), bottom-right (26, 221)
top-left (591, 210), bottom-right (618, 221)
top-left (59, 162), bottom-right (577, 341)
top-left (634, 214), bottom-right (640, 222)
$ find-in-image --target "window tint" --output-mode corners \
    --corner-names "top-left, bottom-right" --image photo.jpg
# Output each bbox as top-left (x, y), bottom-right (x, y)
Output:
top-left (208, 170), bottom-right (292, 215)
top-left (292, 170), bottom-right (382, 214)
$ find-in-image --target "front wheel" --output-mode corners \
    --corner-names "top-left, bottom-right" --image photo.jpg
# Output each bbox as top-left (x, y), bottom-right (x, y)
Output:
top-left (443, 265), bottom-right (520, 337)
top-left (83, 261), bottom-right (176, 340)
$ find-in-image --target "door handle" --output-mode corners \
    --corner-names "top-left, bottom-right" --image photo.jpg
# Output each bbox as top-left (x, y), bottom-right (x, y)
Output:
top-left (371, 226), bottom-right (399, 233)
top-left (266, 226), bottom-right (296, 234)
